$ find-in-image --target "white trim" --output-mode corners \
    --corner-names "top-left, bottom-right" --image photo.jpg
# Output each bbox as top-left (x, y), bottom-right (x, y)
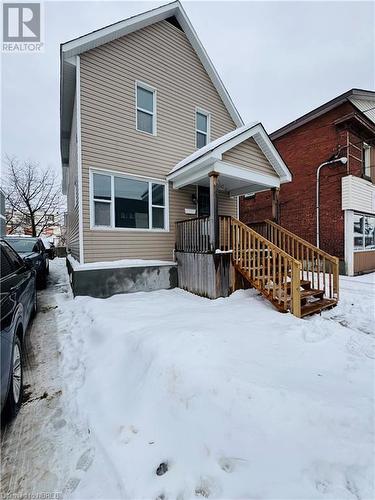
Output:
top-left (90, 166), bottom-right (167, 184)
top-left (76, 56), bottom-right (84, 264)
top-left (135, 80), bottom-right (157, 136)
top-left (168, 123), bottom-right (292, 184)
top-left (344, 209), bottom-right (354, 276)
top-left (89, 168), bottom-right (169, 232)
top-left (363, 143), bottom-right (371, 177)
top-left (352, 211), bottom-right (375, 253)
top-left (195, 107), bottom-right (211, 147)
top-left (170, 158), bottom-right (280, 191)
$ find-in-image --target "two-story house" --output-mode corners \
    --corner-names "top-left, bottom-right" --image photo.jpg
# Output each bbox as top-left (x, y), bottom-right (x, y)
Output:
top-left (240, 89), bottom-right (375, 276)
top-left (61, 2), bottom-right (340, 317)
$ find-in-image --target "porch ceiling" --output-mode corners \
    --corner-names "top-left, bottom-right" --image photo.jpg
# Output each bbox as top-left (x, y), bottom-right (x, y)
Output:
top-left (169, 159), bottom-right (280, 197)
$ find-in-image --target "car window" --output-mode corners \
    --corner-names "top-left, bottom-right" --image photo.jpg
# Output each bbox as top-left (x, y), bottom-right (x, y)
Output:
top-left (1, 247), bottom-right (14, 278)
top-left (4, 238), bottom-right (38, 253)
top-left (1, 243), bottom-right (23, 273)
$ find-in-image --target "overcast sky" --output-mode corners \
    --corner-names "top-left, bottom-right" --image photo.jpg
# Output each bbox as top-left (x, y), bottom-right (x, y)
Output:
top-left (1, 0), bottom-right (374, 180)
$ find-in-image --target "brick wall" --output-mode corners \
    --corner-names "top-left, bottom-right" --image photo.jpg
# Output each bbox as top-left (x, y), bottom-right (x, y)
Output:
top-left (240, 101), bottom-right (365, 259)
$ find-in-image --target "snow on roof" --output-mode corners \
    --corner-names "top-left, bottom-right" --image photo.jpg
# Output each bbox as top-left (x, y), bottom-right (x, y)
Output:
top-left (349, 95), bottom-right (375, 125)
top-left (170, 122), bottom-right (259, 174)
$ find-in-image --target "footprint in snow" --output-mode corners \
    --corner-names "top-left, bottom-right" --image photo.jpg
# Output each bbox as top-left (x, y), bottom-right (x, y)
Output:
top-left (195, 476), bottom-right (221, 498)
top-left (218, 457), bottom-right (235, 473)
top-left (63, 477), bottom-right (81, 496)
top-left (76, 448), bottom-right (95, 472)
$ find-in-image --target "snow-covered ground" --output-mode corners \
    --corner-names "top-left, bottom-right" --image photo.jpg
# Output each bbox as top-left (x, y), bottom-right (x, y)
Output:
top-left (2, 260), bottom-right (374, 500)
top-left (59, 264), bottom-right (374, 499)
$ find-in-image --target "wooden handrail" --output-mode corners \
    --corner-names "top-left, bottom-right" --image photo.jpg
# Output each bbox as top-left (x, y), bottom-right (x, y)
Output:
top-left (252, 219), bottom-right (339, 301)
top-left (264, 220), bottom-right (338, 264)
top-left (231, 218), bottom-right (302, 317)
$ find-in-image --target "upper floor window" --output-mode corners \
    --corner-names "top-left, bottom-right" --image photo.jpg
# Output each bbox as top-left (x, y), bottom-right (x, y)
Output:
top-left (363, 143), bottom-right (371, 178)
top-left (136, 82), bottom-right (156, 135)
top-left (91, 170), bottom-right (168, 231)
top-left (196, 109), bottom-right (210, 149)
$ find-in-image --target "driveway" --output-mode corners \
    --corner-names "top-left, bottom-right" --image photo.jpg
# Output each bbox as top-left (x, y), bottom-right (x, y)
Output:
top-left (0, 260), bottom-right (93, 498)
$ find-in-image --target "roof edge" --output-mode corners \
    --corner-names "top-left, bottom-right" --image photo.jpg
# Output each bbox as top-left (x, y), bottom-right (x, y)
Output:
top-left (271, 88), bottom-right (375, 140)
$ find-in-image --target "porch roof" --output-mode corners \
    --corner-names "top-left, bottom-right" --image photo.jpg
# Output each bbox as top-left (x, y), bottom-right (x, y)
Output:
top-left (167, 122), bottom-right (292, 196)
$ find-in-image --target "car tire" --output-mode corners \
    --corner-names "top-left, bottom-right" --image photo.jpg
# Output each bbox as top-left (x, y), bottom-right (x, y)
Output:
top-left (2, 336), bottom-right (23, 422)
top-left (38, 273), bottom-right (47, 290)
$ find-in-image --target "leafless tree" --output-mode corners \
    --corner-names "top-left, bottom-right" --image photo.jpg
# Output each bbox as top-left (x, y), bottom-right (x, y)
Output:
top-left (3, 156), bottom-right (62, 237)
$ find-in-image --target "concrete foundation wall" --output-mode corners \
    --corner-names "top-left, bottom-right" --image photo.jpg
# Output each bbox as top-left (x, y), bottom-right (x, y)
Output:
top-left (66, 258), bottom-right (178, 298)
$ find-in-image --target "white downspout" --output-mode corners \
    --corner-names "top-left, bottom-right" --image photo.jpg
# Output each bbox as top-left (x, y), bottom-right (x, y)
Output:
top-left (316, 157), bottom-right (347, 248)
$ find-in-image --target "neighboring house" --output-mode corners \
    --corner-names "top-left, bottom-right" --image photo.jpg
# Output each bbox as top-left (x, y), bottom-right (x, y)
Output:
top-left (60, 1), bottom-right (340, 318)
top-left (0, 189), bottom-right (5, 236)
top-left (240, 89), bottom-right (375, 276)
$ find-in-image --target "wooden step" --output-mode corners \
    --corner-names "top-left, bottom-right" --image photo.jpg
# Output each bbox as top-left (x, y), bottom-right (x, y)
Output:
top-left (300, 298), bottom-right (337, 318)
top-left (285, 279), bottom-right (311, 291)
top-left (300, 288), bottom-right (324, 304)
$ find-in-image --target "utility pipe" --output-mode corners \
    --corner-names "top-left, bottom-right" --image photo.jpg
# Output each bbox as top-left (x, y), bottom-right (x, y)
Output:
top-left (316, 157), bottom-right (347, 248)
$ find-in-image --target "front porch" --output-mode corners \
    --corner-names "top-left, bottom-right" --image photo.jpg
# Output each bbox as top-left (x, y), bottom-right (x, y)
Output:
top-left (175, 215), bottom-right (339, 318)
top-left (168, 122), bottom-right (339, 317)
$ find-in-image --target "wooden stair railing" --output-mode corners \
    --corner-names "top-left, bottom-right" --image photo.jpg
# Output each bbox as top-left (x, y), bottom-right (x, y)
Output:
top-left (250, 220), bottom-right (339, 302)
top-left (231, 218), bottom-right (303, 317)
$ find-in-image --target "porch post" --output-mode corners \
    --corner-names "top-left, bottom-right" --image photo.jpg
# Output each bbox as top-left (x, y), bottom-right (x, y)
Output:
top-left (209, 171), bottom-right (219, 252)
top-left (271, 187), bottom-right (280, 223)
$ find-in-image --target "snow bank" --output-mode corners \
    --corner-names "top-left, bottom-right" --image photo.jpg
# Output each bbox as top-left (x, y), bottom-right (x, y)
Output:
top-left (58, 273), bottom-right (374, 499)
top-left (67, 254), bottom-right (176, 271)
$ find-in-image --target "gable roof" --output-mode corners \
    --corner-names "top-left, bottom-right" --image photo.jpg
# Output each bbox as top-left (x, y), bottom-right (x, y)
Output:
top-left (168, 122), bottom-right (292, 183)
top-left (60, 1), bottom-right (243, 175)
top-left (271, 88), bottom-right (375, 140)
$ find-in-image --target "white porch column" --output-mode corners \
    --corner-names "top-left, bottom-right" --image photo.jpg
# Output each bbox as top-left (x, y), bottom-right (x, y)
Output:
top-left (344, 210), bottom-right (354, 276)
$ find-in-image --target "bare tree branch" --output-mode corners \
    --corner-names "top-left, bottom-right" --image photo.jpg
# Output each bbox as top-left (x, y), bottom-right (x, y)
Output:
top-left (3, 156), bottom-right (63, 237)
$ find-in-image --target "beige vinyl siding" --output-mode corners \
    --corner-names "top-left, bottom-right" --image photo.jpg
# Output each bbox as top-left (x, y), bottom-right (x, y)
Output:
top-left (218, 192), bottom-right (237, 217)
top-left (80, 19), bottom-right (237, 262)
top-left (66, 99), bottom-right (80, 261)
top-left (222, 138), bottom-right (278, 178)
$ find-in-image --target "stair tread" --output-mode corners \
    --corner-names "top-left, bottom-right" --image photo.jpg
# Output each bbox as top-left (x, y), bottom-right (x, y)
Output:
top-left (300, 288), bottom-right (324, 298)
top-left (300, 298), bottom-right (337, 317)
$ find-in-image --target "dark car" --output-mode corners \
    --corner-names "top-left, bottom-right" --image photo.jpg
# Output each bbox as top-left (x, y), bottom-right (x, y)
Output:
top-left (1, 239), bottom-right (37, 421)
top-left (4, 236), bottom-right (49, 289)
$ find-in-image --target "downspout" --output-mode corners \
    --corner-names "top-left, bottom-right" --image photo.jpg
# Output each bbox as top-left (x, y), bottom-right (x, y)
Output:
top-left (316, 157), bottom-right (347, 248)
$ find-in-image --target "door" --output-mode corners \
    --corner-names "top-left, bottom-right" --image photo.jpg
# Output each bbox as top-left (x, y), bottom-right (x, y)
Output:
top-left (198, 186), bottom-right (210, 217)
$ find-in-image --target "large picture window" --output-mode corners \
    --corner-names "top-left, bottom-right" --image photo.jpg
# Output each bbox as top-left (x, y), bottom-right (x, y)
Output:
top-left (91, 170), bottom-right (167, 231)
top-left (354, 213), bottom-right (375, 251)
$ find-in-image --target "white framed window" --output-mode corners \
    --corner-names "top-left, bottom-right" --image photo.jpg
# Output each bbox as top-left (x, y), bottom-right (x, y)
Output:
top-left (363, 143), bottom-right (371, 178)
top-left (90, 169), bottom-right (168, 231)
top-left (196, 108), bottom-right (210, 149)
top-left (136, 81), bottom-right (156, 135)
top-left (353, 212), bottom-right (375, 251)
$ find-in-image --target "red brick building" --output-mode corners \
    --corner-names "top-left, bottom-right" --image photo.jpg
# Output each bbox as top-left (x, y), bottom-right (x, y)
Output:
top-left (240, 89), bottom-right (375, 275)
